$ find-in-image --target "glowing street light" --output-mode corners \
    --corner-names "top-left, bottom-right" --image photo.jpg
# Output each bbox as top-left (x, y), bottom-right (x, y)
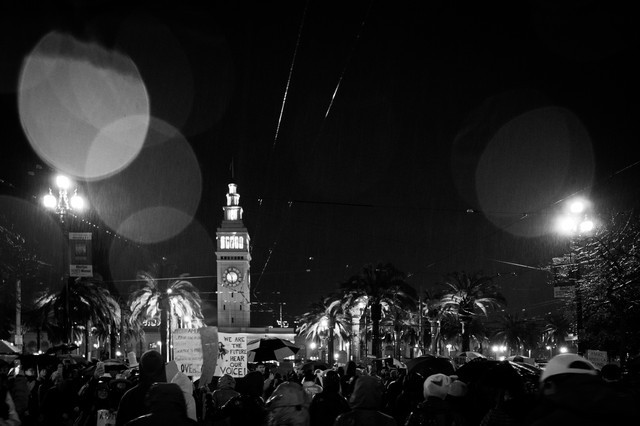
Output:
top-left (43, 174), bottom-right (86, 344)
top-left (555, 197), bottom-right (595, 354)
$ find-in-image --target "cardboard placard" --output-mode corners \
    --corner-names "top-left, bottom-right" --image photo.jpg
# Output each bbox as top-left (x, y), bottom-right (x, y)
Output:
top-left (216, 333), bottom-right (247, 378)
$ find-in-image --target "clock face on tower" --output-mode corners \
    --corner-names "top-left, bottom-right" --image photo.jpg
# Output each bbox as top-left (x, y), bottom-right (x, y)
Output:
top-left (222, 267), bottom-right (243, 287)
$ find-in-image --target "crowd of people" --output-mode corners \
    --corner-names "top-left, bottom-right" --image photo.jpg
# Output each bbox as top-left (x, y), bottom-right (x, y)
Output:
top-left (2, 351), bottom-right (639, 426)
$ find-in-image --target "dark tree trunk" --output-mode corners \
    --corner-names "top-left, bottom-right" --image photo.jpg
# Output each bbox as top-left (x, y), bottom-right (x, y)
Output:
top-left (429, 320), bottom-right (440, 355)
top-left (371, 303), bottom-right (382, 358)
top-left (328, 319), bottom-right (335, 365)
top-left (460, 314), bottom-right (471, 352)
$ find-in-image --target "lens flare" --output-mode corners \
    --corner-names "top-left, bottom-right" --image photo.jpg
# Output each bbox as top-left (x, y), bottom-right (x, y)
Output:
top-left (18, 31), bottom-right (150, 180)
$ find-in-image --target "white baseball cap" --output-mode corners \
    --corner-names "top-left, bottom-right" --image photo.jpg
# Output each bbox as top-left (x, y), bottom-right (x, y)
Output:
top-left (540, 354), bottom-right (598, 383)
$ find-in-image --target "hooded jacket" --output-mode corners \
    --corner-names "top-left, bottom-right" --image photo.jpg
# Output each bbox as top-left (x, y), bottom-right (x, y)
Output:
top-left (334, 375), bottom-right (396, 426)
top-left (171, 372), bottom-right (197, 421)
top-left (116, 350), bottom-right (166, 426)
top-left (125, 383), bottom-right (197, 426)
top-left (218, 371), bottom-right (267, 426)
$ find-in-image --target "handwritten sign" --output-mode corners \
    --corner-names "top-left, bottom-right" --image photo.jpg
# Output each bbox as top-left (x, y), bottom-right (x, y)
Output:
top-left (173, 328), bottom-right (204, 379)
top-left (586, 349), bottom-right (608, 369)
top-left (216, 333), bottom-right (247, 378)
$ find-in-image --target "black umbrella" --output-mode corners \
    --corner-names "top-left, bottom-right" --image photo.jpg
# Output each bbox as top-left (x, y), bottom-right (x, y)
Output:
top-left (45, 343), bottom-right (79, 355)
top-left (406, 355), bottom-right (456, 378)
top-left (456, 359), bottom-right (541, 395)
top-left (247, 337), bottom-right (300, 362)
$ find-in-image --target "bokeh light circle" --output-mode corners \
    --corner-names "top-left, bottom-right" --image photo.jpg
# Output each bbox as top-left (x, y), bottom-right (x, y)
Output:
top-left (18, 31), bottom-right (150, 180)
top-left (475, 106), bottom-right (595, 237)
top-left (86, 118), bottom-right (202, 244)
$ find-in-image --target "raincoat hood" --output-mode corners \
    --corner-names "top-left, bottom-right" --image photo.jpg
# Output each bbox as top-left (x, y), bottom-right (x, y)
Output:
top-left (349, 375), bottom-right (385, 409)
top-left (139, 350), bottom-right (166, 384)
top-left (171, 371), bottom-right (193, 395)
top-left (146, 383), bottom-right (187, 413)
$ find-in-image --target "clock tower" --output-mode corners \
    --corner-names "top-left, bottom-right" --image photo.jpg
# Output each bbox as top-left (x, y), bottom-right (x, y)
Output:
top-left (216, 183), bottom-right (251, 328)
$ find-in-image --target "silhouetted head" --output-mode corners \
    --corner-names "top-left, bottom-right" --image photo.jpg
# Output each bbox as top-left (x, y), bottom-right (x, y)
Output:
top-left (139, 350), bottom-right (166, 384)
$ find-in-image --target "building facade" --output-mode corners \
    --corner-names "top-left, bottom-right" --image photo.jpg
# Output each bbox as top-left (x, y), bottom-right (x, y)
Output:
top-left (216, 183), bottom-right (252, 329)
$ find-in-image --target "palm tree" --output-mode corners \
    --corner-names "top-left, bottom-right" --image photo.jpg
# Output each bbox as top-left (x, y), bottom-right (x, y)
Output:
top-left (129, 270), bottom-right (204, 360)
top-left (28, 274), bottom-right (120, 352)
top-left (440, 271), bottom-right (505, 352)
top-left (340, 263), bottom-right (418, 358)
top-left (543, 312), bottom-right (572, 348)
top-left (421, 288), bottom-right (447, 355)
top-left (382, 300), bottom-right (416, 360)
top-left (297, 295), bottom-right (351, 363)
top-left (494, 313), bottom-right (531, 355)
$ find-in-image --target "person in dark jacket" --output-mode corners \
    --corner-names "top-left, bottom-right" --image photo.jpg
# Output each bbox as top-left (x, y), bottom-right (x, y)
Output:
top-left (341, 361), bottom-right (357, 400)
top-left (390, 371), bottom-right (424, 426)
top-left (115, 350), bottom-right (166, 426)
top-left (526, 353), bottom-right (638, 425)
top-left (203, 374), bottom-right (240, 426)
top-left (309, 370), bottom-right (349, 426)
top-left (334, 375), bottom-right (396, 426)
top-left (405, 373), bottom-right (454, 426)
top-left (125, 382), bottom-right (197, 426)
top-left (216, 371), bottom-right (266, 426)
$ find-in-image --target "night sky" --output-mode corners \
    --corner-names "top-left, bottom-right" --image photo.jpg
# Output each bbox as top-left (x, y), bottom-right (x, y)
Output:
top-left (2, 1), bottom-right (639, 327)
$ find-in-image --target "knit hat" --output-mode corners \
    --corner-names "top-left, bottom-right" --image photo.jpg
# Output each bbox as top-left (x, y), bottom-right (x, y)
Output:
top-left (447, 379), bottom-right (468, 397)
top-left (423, 373), bottom-right (452, 400)
top-left (540, 353), bottom-right (597, 383)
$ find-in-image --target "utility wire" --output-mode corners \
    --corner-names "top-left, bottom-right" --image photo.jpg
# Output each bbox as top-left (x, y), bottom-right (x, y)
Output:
top-left (272, 0), bottom-right (309, 150)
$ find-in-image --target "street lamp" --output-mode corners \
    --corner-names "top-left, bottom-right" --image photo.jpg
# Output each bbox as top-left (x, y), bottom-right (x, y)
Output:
top-left (492, 344), bottom-right (507, 360)
top-left (43, 174), bottom-right (86, 344)
top-left (555, 198), bottom-right (594, 354)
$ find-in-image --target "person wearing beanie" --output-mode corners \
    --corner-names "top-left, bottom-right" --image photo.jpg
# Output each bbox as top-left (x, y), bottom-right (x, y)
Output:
top-left (527, 353), bottom-right (638, 425)
top-left (334, 375), bottom-right (396, 426)
top-left (115, 350), bottom-right (166, 426)
top-left (405, 373), bottom-right (455, 426)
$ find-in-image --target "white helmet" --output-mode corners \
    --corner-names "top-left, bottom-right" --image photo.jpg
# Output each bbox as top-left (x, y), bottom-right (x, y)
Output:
top-left (540, 353), bottom-right (598, 382)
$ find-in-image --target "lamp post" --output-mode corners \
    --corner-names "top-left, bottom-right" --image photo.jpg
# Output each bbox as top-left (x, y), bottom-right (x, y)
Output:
top-left (556, 198), bottom-right (594, 355)
top-left (43, 174), bottom-right (85, 344)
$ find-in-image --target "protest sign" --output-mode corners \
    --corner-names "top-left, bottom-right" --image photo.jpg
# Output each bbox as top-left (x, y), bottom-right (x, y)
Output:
top-left (216, 333), bottom-right (247, 378)
top-left (199, 326), bottom-right (219, 388)
top-left (165, 360), bottom-right (179, 382)
top-left (586, 349), bottom-right (608, 369)
top-left (173, 328), bottom-right (204, 379)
